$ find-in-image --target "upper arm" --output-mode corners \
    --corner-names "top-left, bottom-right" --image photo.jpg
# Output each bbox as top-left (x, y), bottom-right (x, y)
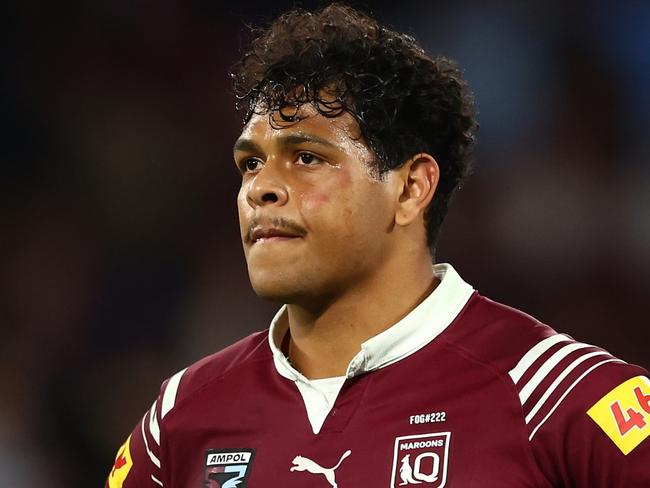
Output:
top-left (105, 368), bottom-right (188, 488)
top-left (529, 363), bottom-right (650, 487)
top-left (105, 399), bottom-right (164, 488)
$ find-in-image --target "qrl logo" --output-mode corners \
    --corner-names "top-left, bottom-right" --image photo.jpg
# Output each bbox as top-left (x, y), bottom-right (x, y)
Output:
top-left (390, 432), bottom-right (451, 488)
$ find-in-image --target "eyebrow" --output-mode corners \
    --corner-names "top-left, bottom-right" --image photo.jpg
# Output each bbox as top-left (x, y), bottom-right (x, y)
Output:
top-left (232, 138), bottom-right (262, 154)
top-left (233, 132), bottom-right (339, 154)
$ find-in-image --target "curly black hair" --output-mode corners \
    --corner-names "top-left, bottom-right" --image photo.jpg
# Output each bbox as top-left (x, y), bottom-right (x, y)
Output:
top-left (231, 3), bottom-right (478, 258)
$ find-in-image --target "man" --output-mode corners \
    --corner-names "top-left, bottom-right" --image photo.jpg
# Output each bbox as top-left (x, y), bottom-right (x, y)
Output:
top-left (106, 4), bottom-right (650, 487)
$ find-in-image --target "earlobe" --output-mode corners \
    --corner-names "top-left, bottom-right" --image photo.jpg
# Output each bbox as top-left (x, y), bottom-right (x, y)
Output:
top-left (395, 153), bottom-right (439, 226)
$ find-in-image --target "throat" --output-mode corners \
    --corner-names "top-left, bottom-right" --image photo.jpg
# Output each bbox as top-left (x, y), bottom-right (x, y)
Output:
top-left (285, 326), bottom-right (357, 379)
top-left (283, 273), bottom-right (439, 379)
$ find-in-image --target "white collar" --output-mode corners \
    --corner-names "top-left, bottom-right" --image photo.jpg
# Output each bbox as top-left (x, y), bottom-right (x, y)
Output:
top-left (268, 263), bottom-right (474, 382)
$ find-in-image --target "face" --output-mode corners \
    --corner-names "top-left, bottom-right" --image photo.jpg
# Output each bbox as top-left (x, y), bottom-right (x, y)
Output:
top-left (234, 104), bottom-right (399, 304)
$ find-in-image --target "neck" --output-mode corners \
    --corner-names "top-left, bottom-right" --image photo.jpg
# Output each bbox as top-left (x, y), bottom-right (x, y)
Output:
top-left (284, 253), bottom-right (438, 379)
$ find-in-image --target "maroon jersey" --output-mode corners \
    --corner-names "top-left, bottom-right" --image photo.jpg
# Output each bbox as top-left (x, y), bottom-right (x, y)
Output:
top-left (106, 264), bottom-right (650, 488)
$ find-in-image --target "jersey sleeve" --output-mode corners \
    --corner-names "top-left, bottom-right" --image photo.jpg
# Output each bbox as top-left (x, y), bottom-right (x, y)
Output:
top-left (105, 368), bottom-right (187, 488)
top-left (510, 335), bottom-right (650, 487)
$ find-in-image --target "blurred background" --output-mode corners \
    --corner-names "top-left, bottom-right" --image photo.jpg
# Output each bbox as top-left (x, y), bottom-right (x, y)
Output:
top-left (1, 0), bottom-right (648, 485)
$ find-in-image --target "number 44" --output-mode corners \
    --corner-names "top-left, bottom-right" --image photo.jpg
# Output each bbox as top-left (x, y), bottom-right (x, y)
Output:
top-left (611, 387), bottom-right (650, 436)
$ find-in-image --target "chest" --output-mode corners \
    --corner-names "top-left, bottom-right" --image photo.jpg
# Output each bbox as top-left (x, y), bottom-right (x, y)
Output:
top-left (163, 355), bottom-right (547, 488)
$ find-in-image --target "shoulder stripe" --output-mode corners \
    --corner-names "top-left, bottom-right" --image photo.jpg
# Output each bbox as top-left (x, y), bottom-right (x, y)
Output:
top-left (518, 342), bottom-right (593, 403)
top-left (140, 415), bottom-right (161, 468)
top-left (528, 358), bottom-right (624, 440)
top-left (509, 334), bottom-right (568, 383)
top-left (161, 368), bottom-right (188, 419)
top-left (149, 400), bottom-right (160, 446)
top-left (524, 350), bottom-right (610, 423)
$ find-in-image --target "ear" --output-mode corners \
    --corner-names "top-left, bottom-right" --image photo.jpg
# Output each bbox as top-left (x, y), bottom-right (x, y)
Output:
top-left (394, 153), bottom-right (439, 227)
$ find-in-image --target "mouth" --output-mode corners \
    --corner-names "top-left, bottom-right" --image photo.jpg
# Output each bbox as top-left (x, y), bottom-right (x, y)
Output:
top-left (249, 227), bottom-right (303, 244)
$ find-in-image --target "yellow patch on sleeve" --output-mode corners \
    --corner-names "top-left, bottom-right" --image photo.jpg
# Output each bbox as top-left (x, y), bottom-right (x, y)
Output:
top-left (108, 435), bottom-right (134, 488)
top-left (587, 376), bottom-right (650, 455)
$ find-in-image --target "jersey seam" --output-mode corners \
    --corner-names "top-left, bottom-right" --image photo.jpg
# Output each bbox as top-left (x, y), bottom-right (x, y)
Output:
top-left (439, 336), bottom-right (553, 487)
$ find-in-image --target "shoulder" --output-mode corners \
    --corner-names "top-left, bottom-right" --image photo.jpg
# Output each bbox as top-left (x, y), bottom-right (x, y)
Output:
top-left (442, 292), bottom-right (563, 375)
top-left (444, 292), bottom-right (649, 436)
top-left (158, 330), bottom-right (271, 419)
top-left (106, 331), bottom-right (271, 487)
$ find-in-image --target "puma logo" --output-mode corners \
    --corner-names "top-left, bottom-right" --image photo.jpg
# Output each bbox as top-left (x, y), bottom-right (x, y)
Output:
top-left (289, 450), bottom-right (352, 487)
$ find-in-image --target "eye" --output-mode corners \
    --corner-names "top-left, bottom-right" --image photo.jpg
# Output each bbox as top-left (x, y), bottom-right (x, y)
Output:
top-left (297, 153), bottom-right (321, 166)
top-left (240, 158), bottom-right (263, 174)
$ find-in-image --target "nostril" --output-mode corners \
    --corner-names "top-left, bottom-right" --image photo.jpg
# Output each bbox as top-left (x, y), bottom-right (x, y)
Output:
top-left (262, 192), bottom-right (278, 203)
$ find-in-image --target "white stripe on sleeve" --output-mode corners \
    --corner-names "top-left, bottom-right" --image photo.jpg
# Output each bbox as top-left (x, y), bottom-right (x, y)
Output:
top-left (509, 334), bottom-right (568, 384)
top-left (528, 358), bottom-right (623, 440)
top-left (161, 368), bottom-right (188, 419)
top-left (149, 400), bottom-right (160, 446)
top-left (518, 342), bottom-right (593, 404)
top-left (524, 350), bottom-right (610, 424)
top-left (141, 415), bottom-right (161, 468)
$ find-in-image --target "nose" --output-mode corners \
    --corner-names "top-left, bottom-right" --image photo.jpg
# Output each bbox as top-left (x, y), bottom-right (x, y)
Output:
top-left (245, 163), bottom-right (289, 208)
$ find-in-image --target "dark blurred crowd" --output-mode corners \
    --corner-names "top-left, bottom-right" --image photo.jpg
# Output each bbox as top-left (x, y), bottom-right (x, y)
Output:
top-left (1, 1), bottom-right (648, 485)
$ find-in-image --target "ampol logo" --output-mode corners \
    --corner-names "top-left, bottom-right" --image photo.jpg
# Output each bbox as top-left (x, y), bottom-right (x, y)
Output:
top-left (390, 432), bottom-right (451, 488)
top-left (203, 449), bottom-right (255, 488)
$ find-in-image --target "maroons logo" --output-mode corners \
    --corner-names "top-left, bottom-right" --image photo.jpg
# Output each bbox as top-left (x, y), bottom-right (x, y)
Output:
top-left (390, 432), bottom-right (451, 488)
top-left (203, 449), bottom-right (255, 488)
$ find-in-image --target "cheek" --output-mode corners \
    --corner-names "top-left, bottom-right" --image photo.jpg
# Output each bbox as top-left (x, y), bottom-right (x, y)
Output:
top-left (237, 186), bottom-right (247, 208)
top-left (237, 188), bottom-right (251, 230)
top-left (301, 169), bottom-right (351, 210)
top-left (303, 191), bottom-right (330, 207)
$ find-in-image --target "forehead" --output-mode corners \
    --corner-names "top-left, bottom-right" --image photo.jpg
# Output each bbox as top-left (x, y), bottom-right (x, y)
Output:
top-left (237, 103), bottom-right (365, 150)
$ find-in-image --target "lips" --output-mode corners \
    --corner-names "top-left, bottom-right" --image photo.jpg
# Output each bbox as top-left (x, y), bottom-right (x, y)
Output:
top-left (249, 227), bottom-right (302, 243)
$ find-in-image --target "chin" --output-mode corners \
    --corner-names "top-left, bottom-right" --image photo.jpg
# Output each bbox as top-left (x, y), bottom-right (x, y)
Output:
top-left (248, 268), bottom-right (305, 302)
